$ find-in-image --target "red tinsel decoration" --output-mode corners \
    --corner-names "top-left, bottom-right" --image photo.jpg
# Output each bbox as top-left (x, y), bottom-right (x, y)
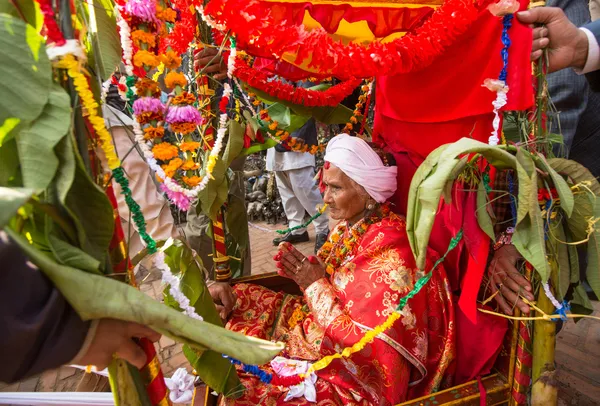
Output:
top-left (270, 374), bottom-right (305, 387)
top-left (236, 58), bottom-right (361, 107)
top-left (34, 0), bottom-right (66, 46)
top-left (204, 0), bottom-right (481, 79)
top-left (159, 0), bottom-right (198, 54)
top-left (219, 95), bottom-right (229, 113)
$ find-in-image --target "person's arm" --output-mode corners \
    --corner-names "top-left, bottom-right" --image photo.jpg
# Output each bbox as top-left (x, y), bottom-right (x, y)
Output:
top-left (582, 20), bottom-right (600, 90)
top-left (0, 234), bottom-right (90, 382)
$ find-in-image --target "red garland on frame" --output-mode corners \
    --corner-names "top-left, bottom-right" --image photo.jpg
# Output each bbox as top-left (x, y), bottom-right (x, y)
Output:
top-left (204, 0), bottom-right (480, 79)
top-left (235, 57), bottom-right (361, 107)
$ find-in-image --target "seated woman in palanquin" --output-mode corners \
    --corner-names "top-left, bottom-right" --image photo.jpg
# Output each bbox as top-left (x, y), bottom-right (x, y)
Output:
top-left (219, 135), bottom-right (456, 405)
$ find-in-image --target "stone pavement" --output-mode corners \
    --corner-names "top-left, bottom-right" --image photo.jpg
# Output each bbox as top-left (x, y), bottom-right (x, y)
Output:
top-left (2, 219), bottom-right (599, 406)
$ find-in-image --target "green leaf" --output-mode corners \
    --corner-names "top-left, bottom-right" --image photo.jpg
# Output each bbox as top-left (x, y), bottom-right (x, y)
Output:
top-left (0, 187), bottom-right (33, 228)
top-left (0, 138), bottom-right (21, 187)
top-left (585, 198), bottom-right (600, 301)
top-left (536, 154), bottom-right (574, 218)
top-left (571, 283), bottom-right (594, 315)
top-left (46, 217), bottom-right (102, 274)
top-left (476, 180), bottom-right (495, 241)
top-left (548, 158), bottom-right (600, 195)
top-left (240, 137), bottom-right (277, 157)
top-left (553, 221), bottom-right (571, 301)
top-left (223, 120), bottom-right (245, 168)
top-left (0, 118), bottom-right (21, 146)
top-left (16, 84), bottom-right (71, 192)
top-left (86, 0), bottom-right (122, 80)
top-left (225, 194), bottom-right (249, 251)
top-left (512, 149), bottom-right (551, 282)
top-left (0, 0), bottom-right (41, 29)
top-left (0, 14), bottom-right (50, 130)
top-left (6, 228), bottom-right (283, 368)
top-left (566, 191), bottom-right (593, 242)
top-left (53, 134), bottom-right (114, 266)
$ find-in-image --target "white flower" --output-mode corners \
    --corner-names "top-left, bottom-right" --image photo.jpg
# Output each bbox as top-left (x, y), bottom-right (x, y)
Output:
top-left (165, 368), bottom-right (195, 404)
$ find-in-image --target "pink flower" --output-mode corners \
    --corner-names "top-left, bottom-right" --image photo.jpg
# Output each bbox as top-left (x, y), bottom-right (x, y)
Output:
top-left (488, 0), bottom-right (520, 16)
top-left (161, 184), bottom-right (192, 211)
top-left (133, 97), bottom-right (165, 115)
top-left (482, 78), bottom-right (508, 93)
top-left (125, 0), bottom-right (160, 24)
top-left (165, 105), bottom-right (203, 124)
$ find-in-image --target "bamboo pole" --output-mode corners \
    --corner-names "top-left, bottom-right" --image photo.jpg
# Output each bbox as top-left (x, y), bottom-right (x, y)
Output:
top-left (531, 286), bottom-right (558, 405)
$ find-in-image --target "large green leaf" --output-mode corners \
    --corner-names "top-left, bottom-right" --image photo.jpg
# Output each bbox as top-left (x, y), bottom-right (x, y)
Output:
top-left (6, 228), bottom-right (283, 367)
top-left (16, 84), bottom-right (71, 192)
top-left (571, 282), bottom-right (594, 315)
top-left (566, 191), bottom-right (594, 242)
top-left (512, 149), bottom-right (551, 282)
top-left (585, 198), bottom-right (600, 301)
top-left (223, 120), bottom-right (245, 168)
top-left (0, 138), bottom-right (21, 187)
top-left (0, 14), bottom-right (50, 139)
top-left (536, 154), bottom-right (574, 218)
top-left (476, 180), bottom-right (495, 240)
top-left (0, 187), bottom-right (33, 228)
top-left (161, 239), bottom-right (242, 395)
top-left (554, 221), bottom-right (571, 301)
top-left (0, 0), bottom-right (41, 29)
top-left (225, 194), bottom-right (249, 251)
top-left (86, 0), bottom-right (122, 80)
top-left (46, 217), bottom-right (102, 274)
top-left (53, 134), bottom-right (114, 266)
top-left (548, 158), bottom-right (600, 195)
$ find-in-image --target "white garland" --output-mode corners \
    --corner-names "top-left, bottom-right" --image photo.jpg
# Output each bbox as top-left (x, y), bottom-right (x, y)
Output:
top-left (234, 78), bottom-right (257, 116)
top-left (100, 78), bottom-right (111, 103)
top-left (195, 5), bottom-right (226, 31)
top-left (227, 41), bottom-right (237, 79)
top-left (154, 251), bottom-right (203, 321)
top-left (542, 282), bottom-right (563, 311)
top-left (210, 83), bottom-right (232, 163)
top-left (115, 6), bottom-right (134, 76)
top-left (483, 79), bottom-right (508, 146)
top-left (132, 120), bottom-right (210, 199)
top-left (46, 39), bottom-right (87, 62)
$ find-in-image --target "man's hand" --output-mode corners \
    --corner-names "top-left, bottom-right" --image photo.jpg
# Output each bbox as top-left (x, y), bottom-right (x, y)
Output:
top-left (208, 282), bottom-right (236, 321)
top-left (517, 7), bottom-right (589, 72)
top-left (488, 245), bottom-right (534, 315)
top-left (194, 47), bottom-right (227, 81)
top-left (77, 319), bottom-right (160, 370)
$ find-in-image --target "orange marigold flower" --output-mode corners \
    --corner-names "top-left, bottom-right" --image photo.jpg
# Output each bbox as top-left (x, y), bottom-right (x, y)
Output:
top-left (182, 175), bottom-right (203, 187)
top-left (159, 50), bottom-right (182, 70)
top-left (143, 126), bottom-right (165, 140)
top-left (131, 30), bottom-right (156, 48)
top-left (252, 99), bottom-right (261, 106)
top-left (161, 157), bottom-right (183, 178)
top-left (280, 132), bottom-right (290, 141)
top-left (136, 78), bottom-right (161, 98)
top-left (344, 123), bottom-right (353, 131)
top-left (310, 145), bottom-right (319, 154)
top-left (152, 142), bottom-right (179, 161)
top-left (171, 91), bottom-right (196, 105)
top-left (156, 6), bottom-right (177, 22)
top-left (171, 122), bottom-right (197, 134)
top-left (138, 111), bottom-right (163, 125)
top-left (133, 50), bottom-right (160, 69)
top-left (350, 116), bottom-right (358, 124)
top-left (268, 121), bottom-right (278, 131)
top-left (165, 71), bottom-right (187, 89)
top-left (179, 141), bottom-right (201, 152)
top-left (181, 159), bottom-right (200, 171)
top-left (288, 138), bottom-right (297, 147)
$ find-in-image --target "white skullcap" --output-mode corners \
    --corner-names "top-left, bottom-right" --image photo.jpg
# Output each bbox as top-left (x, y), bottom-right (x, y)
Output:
top-left (324, 134), bottom-right (397, 203)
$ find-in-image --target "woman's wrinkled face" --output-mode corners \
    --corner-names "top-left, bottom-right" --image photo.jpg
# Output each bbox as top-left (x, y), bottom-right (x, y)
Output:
top-left (322, 164), bottom-right (369, 223)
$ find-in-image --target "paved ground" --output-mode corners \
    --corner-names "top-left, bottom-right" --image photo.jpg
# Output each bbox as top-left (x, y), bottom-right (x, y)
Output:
top-left (2, 219), bottom-right (599, 405)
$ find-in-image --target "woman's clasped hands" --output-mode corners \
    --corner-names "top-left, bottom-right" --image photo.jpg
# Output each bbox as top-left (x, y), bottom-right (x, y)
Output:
top-left (274, 242), bottom-right (326, 289)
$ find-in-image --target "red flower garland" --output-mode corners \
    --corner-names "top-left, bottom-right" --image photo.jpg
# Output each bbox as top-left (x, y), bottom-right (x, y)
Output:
top-left (34, 0), bottom-right (66, 46)
top-left (236, 57), bottom-right (361, 107)
top-left (205, 0), bottom-right (481, 79)
top-left (159, 0), bottom-right (199, 55)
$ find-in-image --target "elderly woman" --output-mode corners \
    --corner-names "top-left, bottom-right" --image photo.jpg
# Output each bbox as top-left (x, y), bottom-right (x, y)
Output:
top-left (223, 135), bottom-right (455, 405)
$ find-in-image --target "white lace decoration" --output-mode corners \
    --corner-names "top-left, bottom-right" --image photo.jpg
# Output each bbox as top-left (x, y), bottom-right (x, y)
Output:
top-left (542, 282), bottom-right (563, 310)
top-left (154, 251), bottom-right (203, 321)
top-left (482, 78), bottom-right (508, 146)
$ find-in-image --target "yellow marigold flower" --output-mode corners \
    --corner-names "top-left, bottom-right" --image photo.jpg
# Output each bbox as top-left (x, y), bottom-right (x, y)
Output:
top-left (133, 50), bottom-right (160, 69)
top-left (131, 30), bottom-right (156, 48)
top-left (179, 141), bottom-right (201, 152)
top-left (159, 50), bottom-right (182, 70)
top-left (182, 175), bottom-right (203, 187)
top-left (144, 126), bottom-right (165, 140)
top-left (268, 121), bottom-right (278, 131)
top-left (165, 71), bottom-right (187, 89)
top-left (162, 157), bottom-right (183, 178)
top-left (181, 159), bottom-right (200, 171)
top-left (152, 142), bottom-right (179, 161)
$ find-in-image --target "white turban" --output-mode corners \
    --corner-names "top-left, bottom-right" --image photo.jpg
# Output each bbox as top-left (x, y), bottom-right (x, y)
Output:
top-left (324, 134), bottom-right (397, 203)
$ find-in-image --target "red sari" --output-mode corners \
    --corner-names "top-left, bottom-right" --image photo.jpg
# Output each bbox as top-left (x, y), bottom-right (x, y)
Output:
top-left (222, 212), bottom-right (455, 405)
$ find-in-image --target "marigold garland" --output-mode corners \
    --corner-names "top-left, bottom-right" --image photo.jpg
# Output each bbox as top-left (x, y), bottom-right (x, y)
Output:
top-left (143, 126), bottom-right (165, 140)
top-left (172, 91), bottom-right (196, 105)
top-left (160, 50), bottom-right (183, 70)
top-left (131, 29), bottom-right (156, 48)
top-left (179, 141), bottom-right (201, 152)
top-left (133, 50), bottom-right (160, 69)
top-left (152, 143), bottom-right (179, 161)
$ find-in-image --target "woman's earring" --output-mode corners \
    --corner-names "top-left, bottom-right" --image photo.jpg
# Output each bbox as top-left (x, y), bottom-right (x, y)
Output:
top-left (367, 201), bottom-right (375, 211)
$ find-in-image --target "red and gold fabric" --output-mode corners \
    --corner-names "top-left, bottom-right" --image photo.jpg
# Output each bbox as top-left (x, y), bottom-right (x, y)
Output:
top-left (221, 213), bottom-right (455, 405)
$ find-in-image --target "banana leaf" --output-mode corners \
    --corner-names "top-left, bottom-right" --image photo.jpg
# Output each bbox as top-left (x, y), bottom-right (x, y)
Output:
top-left (0, 187), bottom-right (33, 228)
top-left (161, 239), bottom-right (243, 395)
top-left (6, 228), bottom-right (284, 366)
top-left (407, 138), bottom-right (516, 269)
